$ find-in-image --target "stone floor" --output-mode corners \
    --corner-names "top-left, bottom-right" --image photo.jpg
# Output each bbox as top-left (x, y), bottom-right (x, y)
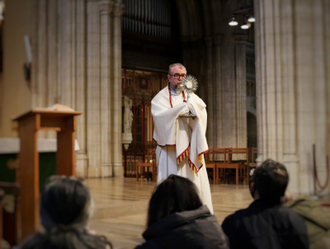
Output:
top-left (86, 177), bottom-right (251, 249)
top-left (86, 177), bottom-right (330, 249)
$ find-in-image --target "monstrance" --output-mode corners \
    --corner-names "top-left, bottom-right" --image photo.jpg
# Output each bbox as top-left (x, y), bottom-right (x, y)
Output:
top-left (179, 75), bottom-right (198, 118)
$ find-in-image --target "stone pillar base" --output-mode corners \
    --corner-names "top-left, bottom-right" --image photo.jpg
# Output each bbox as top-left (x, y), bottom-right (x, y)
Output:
top-left (87, 167), bottom-right (100, 178)
top-left (283, 154), bottom-right (300, 196)
top-left (100, 164), bottom-right (113, 178)
top-left (113, 163), bottom-right (124, 177)
top-left (76, 153), bottom-right (88, 177)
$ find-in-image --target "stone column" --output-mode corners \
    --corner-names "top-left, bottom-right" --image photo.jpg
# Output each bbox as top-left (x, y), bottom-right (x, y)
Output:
top-left (86, 0), bottom-right (101, 177)
top-left (112, 2), bottom-right (124, 177)
top-left (281, 0), bottom-right (298, 186)
top-left (254, 0), bottom-right (264, 163)
top-left (221, 38), bottom-right (235, 148)
top-left (254, 0), bottom-right (330, 195)
top-left (45, 0), bottom-right (58, 139)
top-left (70, 0), bottom-right (76, 110)
top-left (213, 35), bottom-right (223, 148)
top-left (32, 0), bottom-right (47, 111)
top-left (76, 0), bottom-right (88, 177)
top-left (31, 0), bottom-right (47, 110)
top-left (47, 0), bottom-right (58, 112)
top-left (31, 0), bottom-right (48, 138)
top-left (57, 0), bottom-right (74, 108)
top-left (295, 0), bottom-right (328, 194)
top-left (31, 0), bottom-right (39, 109)
top-left (204, 36), bottom-right (214, 148)
top-left (99, 0), bottom-right (114, 177)
top-left (233, 35), bottom-right (247, 151)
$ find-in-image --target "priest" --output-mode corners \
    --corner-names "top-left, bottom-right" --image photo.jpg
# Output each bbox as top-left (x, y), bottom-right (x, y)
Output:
top-left (151, 63), bottom-right (213, 213)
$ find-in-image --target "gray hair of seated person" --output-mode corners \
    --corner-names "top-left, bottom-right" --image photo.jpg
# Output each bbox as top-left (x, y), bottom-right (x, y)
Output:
top-left (147, 174), bottom-right (203, 228)
top-left (19, 177), bottom-right (112, 249)
top-left (251, 159), bottom-right (289, 200)
top-left (168, 63), bottom-right (186, 74)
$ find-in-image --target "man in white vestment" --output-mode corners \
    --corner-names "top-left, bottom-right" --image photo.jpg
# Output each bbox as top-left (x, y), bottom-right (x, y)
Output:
top-left (151, 63), bottom-right (213, 213)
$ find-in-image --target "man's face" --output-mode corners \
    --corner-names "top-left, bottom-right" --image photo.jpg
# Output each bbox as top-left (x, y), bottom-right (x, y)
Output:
top-left (168, 66), bottom-right (187, 91)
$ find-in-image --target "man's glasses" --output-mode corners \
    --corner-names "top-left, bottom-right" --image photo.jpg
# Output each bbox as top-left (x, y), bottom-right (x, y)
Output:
top-left (169, 73), bottom-right (186, 79)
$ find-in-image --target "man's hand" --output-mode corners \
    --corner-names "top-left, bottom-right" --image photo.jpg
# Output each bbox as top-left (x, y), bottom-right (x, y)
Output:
top-left (187, 98), bottom-right (196, 115)
top-left (179, 105), bottom-right (190, 115)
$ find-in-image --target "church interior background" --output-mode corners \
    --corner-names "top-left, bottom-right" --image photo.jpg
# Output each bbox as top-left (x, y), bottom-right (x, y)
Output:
top-left (0, 0), bottom-right (329, 197)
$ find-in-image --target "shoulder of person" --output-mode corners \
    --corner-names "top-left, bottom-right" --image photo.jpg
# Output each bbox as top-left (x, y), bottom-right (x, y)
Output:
top-left (135, 240), bottom-right (162, 249)
top-left (189, 93), bottom-right (206, 107)
top-left (221, 210), bottom-right (241, 227)
top-left (284, 196), bottom-right (319, 210)
top-left (151, 87), bottom-right (169, 103)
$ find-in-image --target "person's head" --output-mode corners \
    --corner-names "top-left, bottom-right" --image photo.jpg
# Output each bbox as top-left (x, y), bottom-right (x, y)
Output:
top-left (40, 175), bottom-right (92, 231)
top-left (20, 175), bottom-right (112, 249)
top-left (250, 159), bottom-right (289, 201)
top-left (147, 174), bottom-right (203, 227)
top-left (167, 63), bottom-right (187, 91)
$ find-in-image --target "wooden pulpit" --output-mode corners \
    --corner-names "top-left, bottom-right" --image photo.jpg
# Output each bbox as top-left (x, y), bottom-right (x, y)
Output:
top-left (13, 108), bottom-right (82, 240)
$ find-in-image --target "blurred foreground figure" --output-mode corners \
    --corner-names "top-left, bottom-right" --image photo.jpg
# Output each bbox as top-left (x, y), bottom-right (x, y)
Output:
top-left (222, 159), bottom-right (308, 249)
top-left (18, 176), bottom-right (112, 249)
top-left (282, 190), bottom-right (330, 249)
top-left (135, 175), bottom-right (229, 249)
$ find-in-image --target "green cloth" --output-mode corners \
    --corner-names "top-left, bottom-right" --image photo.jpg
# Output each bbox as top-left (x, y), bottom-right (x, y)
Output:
top-left (285, 196), bottom-right (330, 249)
top-left (0, 153), bottom-right (56, 191)
top-left (0, 154), bottom-right (16, 182)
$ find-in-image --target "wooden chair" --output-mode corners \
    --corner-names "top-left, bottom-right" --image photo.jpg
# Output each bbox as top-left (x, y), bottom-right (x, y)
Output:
top-left (205, 148), bottom-right (227, 184)
top-left (136, 148), bottom-right (157, 182)
top-left (216, 148), bottom-right (250, 185)
top-left (205, 149), bottom-right (218, 184)
top-left (0, 182), bottom-right (21, 247)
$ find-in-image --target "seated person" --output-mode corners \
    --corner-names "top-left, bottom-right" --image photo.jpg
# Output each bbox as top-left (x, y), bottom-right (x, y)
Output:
top-left (222, 159), bottom-right (309, 249)
top-left (135, 174), bottom-right (229, 249)
top-left (18, 175), bottom-right (112, 249)
top-left (282, 190), bottom-right (330, 249)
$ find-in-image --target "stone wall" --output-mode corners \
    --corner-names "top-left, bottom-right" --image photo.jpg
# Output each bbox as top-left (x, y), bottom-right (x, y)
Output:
top-left (254, 0), bottom-right (330, 195)
top-left (31, 0), bottom-right (124, 177)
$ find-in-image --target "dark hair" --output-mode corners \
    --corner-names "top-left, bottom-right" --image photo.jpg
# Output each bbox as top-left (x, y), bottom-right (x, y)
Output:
top-left (19, 176), bottom-right (112, 249)
top-left (147, 175), bottom-right (203, 227)
top-left (251, 159), bottom-right (289, 200)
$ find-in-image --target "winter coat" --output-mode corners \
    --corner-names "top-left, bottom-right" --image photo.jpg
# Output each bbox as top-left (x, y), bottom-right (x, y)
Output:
top-left (222, 198), bottom-right (309, 249)
top-left (285, 196), bottom-right (330, 249)
top-left (135, 205), bottom-right (229, 249)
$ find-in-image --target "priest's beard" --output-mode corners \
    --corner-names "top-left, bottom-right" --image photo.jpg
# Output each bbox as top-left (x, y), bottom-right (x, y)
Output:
top-left (175, 83), bottom-right (184, 94)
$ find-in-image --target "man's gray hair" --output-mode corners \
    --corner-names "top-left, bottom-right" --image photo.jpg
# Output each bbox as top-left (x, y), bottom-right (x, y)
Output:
top-left (168, 63), bottom-right (186, 74)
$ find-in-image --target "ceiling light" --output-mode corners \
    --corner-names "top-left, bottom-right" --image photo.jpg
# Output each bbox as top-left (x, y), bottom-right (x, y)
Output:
top-left (228, 17), bottom-right (238, 26)
top-left (248, 16), bottom-right (255, 22)
top-left (241, 22), bottom-right (251, 29)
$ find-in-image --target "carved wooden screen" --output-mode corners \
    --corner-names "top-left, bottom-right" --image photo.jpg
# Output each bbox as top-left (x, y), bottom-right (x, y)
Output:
top-left (122, 69), bottom-right (168, 177)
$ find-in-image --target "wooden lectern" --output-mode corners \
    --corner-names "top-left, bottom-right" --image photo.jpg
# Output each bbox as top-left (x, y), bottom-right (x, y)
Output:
top-left (13, 108), bottom-right (83, 240)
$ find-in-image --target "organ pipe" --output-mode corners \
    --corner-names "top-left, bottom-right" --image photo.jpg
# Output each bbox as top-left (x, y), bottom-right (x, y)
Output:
top-left (122, 0), bottom-right (171, 38)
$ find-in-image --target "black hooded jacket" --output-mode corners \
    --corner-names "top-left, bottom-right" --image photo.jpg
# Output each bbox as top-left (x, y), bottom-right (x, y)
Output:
top-left (222, 198), bottom-right (309, 249)
top-left (135, 205), bottom-right (229, 249)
